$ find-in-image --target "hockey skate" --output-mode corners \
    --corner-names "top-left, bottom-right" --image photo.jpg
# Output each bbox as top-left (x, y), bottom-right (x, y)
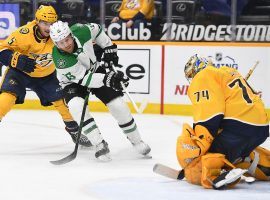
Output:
top-left (95, 140), bottom-right (111, 162)
top-left (69, 132), bottom-right (92, 147)
top-left (133, 140), bottom-right (151, 156)
top-left (212, 168), bottom-right (247, 189)
top-left (127, 132), bottom-right (151, 157)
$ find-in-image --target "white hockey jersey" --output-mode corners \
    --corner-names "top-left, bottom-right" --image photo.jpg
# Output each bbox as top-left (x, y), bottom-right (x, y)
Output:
top-left (52, 23), bottom-right (112, 88)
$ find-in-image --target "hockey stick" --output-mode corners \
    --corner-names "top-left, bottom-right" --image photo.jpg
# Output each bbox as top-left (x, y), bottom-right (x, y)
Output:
top-left (50, 93), bottom-right (89, 165)
top-left (111, 64), bottom-right (148, 114)
top-left (245, 61), bottom-right (259, 80)
top-left (153, 163), bottom-right (255, 183)
top-left (153, 163), bottom-right (185, 180)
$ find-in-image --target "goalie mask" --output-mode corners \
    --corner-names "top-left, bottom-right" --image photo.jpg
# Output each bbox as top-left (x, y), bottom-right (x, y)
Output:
top-left (184, 54), bottom-right (212, 82)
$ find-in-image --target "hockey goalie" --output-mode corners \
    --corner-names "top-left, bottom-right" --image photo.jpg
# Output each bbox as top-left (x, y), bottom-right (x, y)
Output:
top-left (176, 54), bottom-right (270, 189)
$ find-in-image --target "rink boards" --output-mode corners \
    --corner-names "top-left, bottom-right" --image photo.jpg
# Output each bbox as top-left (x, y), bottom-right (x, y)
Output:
top-left (0, 41), bottom-right (270, 116)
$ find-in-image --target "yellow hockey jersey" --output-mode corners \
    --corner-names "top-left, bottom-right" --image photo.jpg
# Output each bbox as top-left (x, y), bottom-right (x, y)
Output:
top-left (0, 20), bottom-right (55, 77)
top-left (119, 0), bottom-right (154, 20)
top-left (188, 65), bottom-right (269, 126)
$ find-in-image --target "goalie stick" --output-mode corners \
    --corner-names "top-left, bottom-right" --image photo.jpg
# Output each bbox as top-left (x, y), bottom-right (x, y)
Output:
top-left (153, 163), bottom-right (184, 180)
top-left (50, 93), bottom-right (89, 165)
top-left (153, 163), bottom-right (255, 184)
top-left (245, 61), bottom-right (259, 80)
top-left (111, 64), bottom-right (148, 114)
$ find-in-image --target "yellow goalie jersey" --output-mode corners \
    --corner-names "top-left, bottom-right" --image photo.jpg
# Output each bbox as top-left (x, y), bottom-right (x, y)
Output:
top-left (0, 20), bottom-right (55, 77)
top-left (188, 65), bottom-right (269, 127)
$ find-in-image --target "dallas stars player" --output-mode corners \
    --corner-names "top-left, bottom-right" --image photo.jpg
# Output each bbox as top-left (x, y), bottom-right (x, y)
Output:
top-left (49, 21), bottom-right (151, 161)
top-left (0, 5), bottom-right (91, 147)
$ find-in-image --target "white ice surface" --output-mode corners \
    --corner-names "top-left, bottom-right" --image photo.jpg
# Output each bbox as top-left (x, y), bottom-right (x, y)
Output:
top-left (0, 110), bottom-right (269, 200)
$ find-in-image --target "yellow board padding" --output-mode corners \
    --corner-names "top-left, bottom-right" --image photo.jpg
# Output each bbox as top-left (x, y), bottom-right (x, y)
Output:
top-left (12, 100), bottom-right (270, 117)
top-left (12, 100), bottom-right (161, 114)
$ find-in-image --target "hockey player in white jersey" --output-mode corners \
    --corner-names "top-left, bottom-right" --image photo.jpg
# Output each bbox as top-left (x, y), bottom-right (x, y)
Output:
top-left (49, 21), bottom-right (151, 161)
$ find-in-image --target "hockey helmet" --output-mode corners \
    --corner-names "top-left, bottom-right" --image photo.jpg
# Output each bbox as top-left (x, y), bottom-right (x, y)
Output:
top-left (50, 21), bottom-right (72, 44)
top-left (35, 5), bottom-right (58, 23)
top-left (184, 54), bottom-right (212, 81)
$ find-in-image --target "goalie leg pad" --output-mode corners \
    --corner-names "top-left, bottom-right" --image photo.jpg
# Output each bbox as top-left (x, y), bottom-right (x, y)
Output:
top-left (184, 157), bottom-right (202, 185)
top-left (176, 123), bottom-right (201, 168)
top-left (201, 153), bottom-right (236, 189)
top-left (235, 146), bottom-right (270, 180)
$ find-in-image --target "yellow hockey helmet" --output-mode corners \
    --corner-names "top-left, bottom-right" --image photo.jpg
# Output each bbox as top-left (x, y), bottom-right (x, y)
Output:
top-left (35, 5), bottom-right (58, 23)
top-left (184, 54), bottom-right (212, 81)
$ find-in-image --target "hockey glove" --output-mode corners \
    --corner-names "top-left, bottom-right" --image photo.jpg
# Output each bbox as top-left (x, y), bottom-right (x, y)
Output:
top-left (64, 120), bottom-right (92, 147)
top-left (94, 44), bottom-right (104, 62)
top-left (10, 52), bottom-right (36, 73)
top-left (103, 44), bottom-right (119, 68)
top-left (103, 70), bottom-right (129, 91)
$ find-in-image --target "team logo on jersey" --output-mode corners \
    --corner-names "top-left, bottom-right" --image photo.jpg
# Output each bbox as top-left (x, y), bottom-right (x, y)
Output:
top-left (19, 27), bottom-right (29, 34)
top-left (57, 59), bottom-right (66, 69)
top-left (30, 53), bottom-right (53, 67)
top-left (8, 79), bottom-right (17, 86)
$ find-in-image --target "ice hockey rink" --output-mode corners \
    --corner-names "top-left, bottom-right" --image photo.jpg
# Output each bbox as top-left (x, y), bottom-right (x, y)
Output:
top-left (0, 110), bottom-right (269, 200)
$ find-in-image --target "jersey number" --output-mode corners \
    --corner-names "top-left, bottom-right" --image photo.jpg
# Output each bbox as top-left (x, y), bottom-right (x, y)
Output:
top-left (64, 72), bottom-right (76, 81)
top-left (228, 78), bottom-right (252, 104)
top-left (194, 90), bottom-right (209, 102)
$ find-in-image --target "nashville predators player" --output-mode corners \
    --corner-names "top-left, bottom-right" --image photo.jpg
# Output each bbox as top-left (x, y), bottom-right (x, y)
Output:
top-left (176, 54), bottom-right (270, 189)
top-left (0, 5), bottom-right (90, 147)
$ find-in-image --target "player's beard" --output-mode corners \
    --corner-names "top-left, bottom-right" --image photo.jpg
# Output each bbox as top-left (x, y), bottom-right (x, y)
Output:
top-left (36, 26), bottom-right (50, 39)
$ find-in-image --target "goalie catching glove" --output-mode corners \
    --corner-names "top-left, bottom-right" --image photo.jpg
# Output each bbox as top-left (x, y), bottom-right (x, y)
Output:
top-left (103, 44), bottom-right (119, 68)
top-left (176, 123), bottom-right (214, 168)
top-left (103, 70), bottom-right (129, 91)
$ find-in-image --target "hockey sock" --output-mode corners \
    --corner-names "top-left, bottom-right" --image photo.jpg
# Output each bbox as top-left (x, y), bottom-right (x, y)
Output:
top-left (52, 99), bottom-right (73, 121)
top-left (0, 92), bottom-right (16, 119)
top-left (107, 97), bottom-right (144, 144)
top-left (68, 97), bottom-right (103, 145)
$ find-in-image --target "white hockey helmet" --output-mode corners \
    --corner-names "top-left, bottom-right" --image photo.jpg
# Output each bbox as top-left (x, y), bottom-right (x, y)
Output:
top-left (49, 21), bottom-right (72, 44)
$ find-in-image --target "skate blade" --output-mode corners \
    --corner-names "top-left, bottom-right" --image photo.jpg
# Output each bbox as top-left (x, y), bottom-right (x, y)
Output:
top-left (80, 145), bottom-right (95, 150)
top-left (142, 153), bottom-right (152, 159)
top-left (97, 154), bottom-right (112, 162)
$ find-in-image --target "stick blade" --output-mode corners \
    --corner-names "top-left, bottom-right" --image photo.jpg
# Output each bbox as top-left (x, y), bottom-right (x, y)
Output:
top-left (153, 163), bottom-right (184, 180)
top-left (50, 151), bottom-right (76, 165)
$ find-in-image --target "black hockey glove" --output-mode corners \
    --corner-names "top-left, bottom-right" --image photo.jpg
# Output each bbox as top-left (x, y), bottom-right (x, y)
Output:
top-left (103, 43), bottom-right (119, 68)
top-left (10, 52), bottom-right (36, 73)
top-left (103, 70), bottom-right (129, 91)
top-left (94, 44), bottom-right (104, 62)
top-left (64, 120), bottom-right (92, 147)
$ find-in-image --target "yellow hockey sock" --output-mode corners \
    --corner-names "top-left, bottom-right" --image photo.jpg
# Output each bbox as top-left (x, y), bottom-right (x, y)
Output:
top-left (52, 99), bottom-right (73, 122)
top-left (0, 92), bottom-right (16, 119)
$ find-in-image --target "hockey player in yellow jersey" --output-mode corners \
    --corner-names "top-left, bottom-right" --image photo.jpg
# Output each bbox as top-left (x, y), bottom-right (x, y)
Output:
top-left (176, 54), bottom-right (270, 189)
top-left (0, 5), bottom-right (91, 147)
top-left (111, 0), bottom-right (154, 28)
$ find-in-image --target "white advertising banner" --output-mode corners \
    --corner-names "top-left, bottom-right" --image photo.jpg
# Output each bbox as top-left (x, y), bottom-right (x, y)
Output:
top-left (102, 44), bottom-right (162, 104)
top-left (164, 45), bottom-right (270, 107)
